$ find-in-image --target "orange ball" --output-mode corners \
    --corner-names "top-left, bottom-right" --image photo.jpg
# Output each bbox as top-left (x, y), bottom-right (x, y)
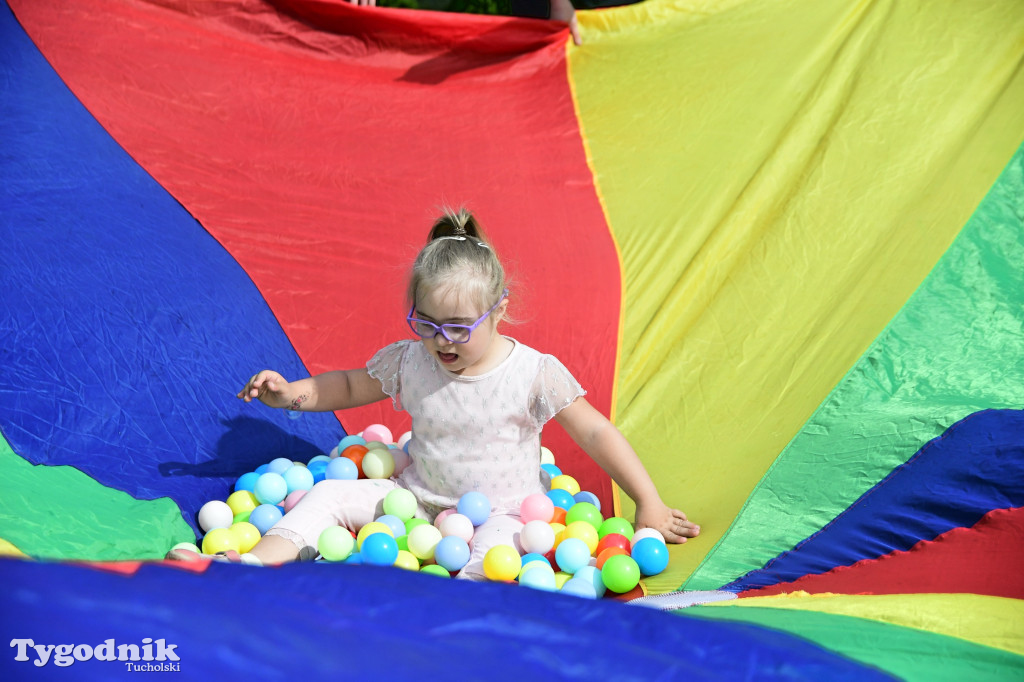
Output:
top-left (341, 444), bottom-right (369, 478)
top-left (596, 546), bottom-right (628, 569)
top-left (550, 507), bottom-right (567, 525)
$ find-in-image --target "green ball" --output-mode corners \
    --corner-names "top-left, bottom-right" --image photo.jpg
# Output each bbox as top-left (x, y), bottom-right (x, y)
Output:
top-left (565, 502), bottom-right (602, 531)
top-left (420, 564), bottom-right (451, 578)
top-left (598, 516), bottom-right (635, 540)
top-left (318, 526), bottom-right (355, 562)
top-left (601, 554), bottom-right (641, 593)
top-left (383, 488), bottom-right (418, 521)
top-left (405, 518), bottom-right (429, 534)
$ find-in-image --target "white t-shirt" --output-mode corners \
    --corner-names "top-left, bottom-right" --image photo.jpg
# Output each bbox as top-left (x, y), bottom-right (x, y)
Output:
top-left (367, 337), bottom-right (585, 515)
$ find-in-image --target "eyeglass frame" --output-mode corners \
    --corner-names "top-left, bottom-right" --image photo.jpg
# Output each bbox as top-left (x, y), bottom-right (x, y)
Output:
top-left (406, 289), bottom-right (509, 344)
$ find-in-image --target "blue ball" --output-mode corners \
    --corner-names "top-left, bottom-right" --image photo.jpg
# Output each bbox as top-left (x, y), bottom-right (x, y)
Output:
top-left (234, 471), bottom-right (260, 493)
top-left (266, 457), bottom-right (294, 475)
top-left (375, 514), bottom-right (407, 539)
top-left (560, 577), bottom-right (598, 599)
top-left (457, 491), bottom-right (491, 526)
top-left (253, 472), bottom-right (288, 505)
top-left (573, 491), bottom-right (601, 512)
top-left (283, 465), bottom-right (315, 493)
top-left (307, 460), bottom-right (329, 483)
top-left (546, 488), bottom-right (576, 511)
top-left (308, 455), bottom-right (331, 465)
top-left (631, 537), bottom-right (670, 576)
top-left (337, 434), bottom-right (366, 451)
top-left (554, 537), bottom-right (591, 574)
top-left (255, 463), bottom-right (270, 475)
top-left (519, 566), bottom-right (557, 591)
top-left (434, 536), bottom-right (471, 572)
top-left (248, 504), bottom-right (284, 535)
top-left (540, 463), bottom-right (562, 478)
top-left (572, 564), bottom-right (607, 597)
top-left (520, 553), bottom-right (550, 571)
top-left (343, 551), bottom-right (363, 565)
top-left (360, 534), bottom-right (399, 566)
top-left (325, 457), bottom-right (359, 481)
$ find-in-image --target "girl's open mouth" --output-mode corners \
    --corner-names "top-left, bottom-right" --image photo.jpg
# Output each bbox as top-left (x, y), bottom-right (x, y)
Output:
top-left (438, 352), bottom-right (459, 364)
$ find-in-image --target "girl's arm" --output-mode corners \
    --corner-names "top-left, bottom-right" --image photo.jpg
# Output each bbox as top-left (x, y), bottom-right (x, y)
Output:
top-left (237, 368), bottom-right (387, 412)
top-left (554, 397), bottom-right (700, 544)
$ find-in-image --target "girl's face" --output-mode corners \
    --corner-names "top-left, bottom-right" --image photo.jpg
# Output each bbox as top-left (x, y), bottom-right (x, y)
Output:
top-left (413, 285), bottom-right (509, 376)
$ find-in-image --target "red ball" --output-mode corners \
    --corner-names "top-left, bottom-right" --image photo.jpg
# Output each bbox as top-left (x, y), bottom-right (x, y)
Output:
top-left (596, 533), bottom-right (631, 556)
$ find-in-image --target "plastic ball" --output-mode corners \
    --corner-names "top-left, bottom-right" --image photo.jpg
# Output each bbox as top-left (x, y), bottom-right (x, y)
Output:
top-left (596, 546), bottom-right (629, 569)
top-left (361, 423), bottom-right (393, 444)
top-left (520, 493), bottom-right (555, 524)
top-left (560, 577), bottom-right (599, 599)
top-left (282, 465), bottom-right (315, 494)
top-left (519, 520), bottom-right (556, 555)
top-left (201, 527), bottom-right (237, 555)
top-left (307, 460), bottom-right (329, 483)
top-left (483, 545), bottom-right (522, 582)
top-left (540, 463), bottom-right (562, 479)
top-left (343, 552), bottom-right (363, 565)
top-left (198, 500), bottom-right (234, 532)
top-left (457, 492), bottom-right (491, 526)
top-left (519, 564), bottom-right (557, 591)
top-left (601, 554), bottom-right (641, 593)
top-left (596, 533), bottom-right (632, 556)
top-left (407, 524), bottom-right (443, 561)
top-left (438, 513), bottom-right (475, 543)
top-left (361, 449), bottom-right (395, 479)
top-left (232, 511), bottom-right (251, 525)
top-left (518, 553), bottom-right (550, 577)
top-left (283, 489), bottom-right (307, 513)
top-left (539, 446), bottom-right (555, 466)
top-left (234, 471), bottom-right (260, 493)
top-left (405, 518), bottom-right (429, 534)
top-left (364, 440), bottom-right (389, 452)
top-left (553, 571), bottom-right (573, 589)
top-left (394, 550), bottom-right (421, 571)
top-left (598, 517), bottom-right (635, 540)
top-left (254, 463), bottom-right (270, 474)
top-left (318, 526), bottom-right (355, 562)
top-left (397, 431), bottom-right (412, 449)
top-left (170, 541), bottom-right (201, 555)
top-left (248, 504), bottom-right (283, 535)
top-left (564, 521), bottom-right (600, 555)
top-left (360, 533), bottom-right (399, 566)
top-left (631, 527), bottom-right (667, 548)
top-left (375, 514), bottom-right (407, 539)
top-left (551, 507), bottom-right (567, 525)
top-left (341, 445), bottom-right (369, 476)
top-left (356, 522), bottom-right (394, 550)
top-left (325, 457), bottom-right (359, 481)
top-left (420, 564), bottom-right (450, 578)
top-left (264, 457), bottom-right (292, 475)
top-left (554, 537), bottom-right (591, 575)
top-left (229, 521), bottom-right (261, 554)
top-left (573, 491), bottom-right (601, 511)
top-left (631, 537), bottom-right (670, 576)
top-left (336, 434), bottom-right (366, 453)
top-left (253, 472), bottom-right (288, 505)
top-left (546, 488), bottom-right (575, 511)
top-left (433, 508), bottom-right (455, 528)
top-left (383, 488), bottom-right (418, 521)
top-left (434, 535), bottom-right (471, 572)
top-left (308, 454), bottom-right (331, 465)
top-left (390, 447), bottom-right (412, 475)
top-left (572, 565), bottom-right (607, 598)
top-left (549, 474), bottom-right (581, 496)
top-left (565, 502), bottom-right (603, 531)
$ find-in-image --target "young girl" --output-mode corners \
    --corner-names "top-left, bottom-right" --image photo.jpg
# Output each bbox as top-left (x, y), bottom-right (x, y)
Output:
top-left (206, 207), bottom-right (698, 577)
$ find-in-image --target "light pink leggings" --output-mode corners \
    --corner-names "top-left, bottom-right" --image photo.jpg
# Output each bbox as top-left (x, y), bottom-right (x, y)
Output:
top-left (264, 478), bottom-right (524, 580)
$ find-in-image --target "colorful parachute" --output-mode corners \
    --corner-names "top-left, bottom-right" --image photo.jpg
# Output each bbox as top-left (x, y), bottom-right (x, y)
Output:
top-left (2, 0), bottom-right (1023, 678)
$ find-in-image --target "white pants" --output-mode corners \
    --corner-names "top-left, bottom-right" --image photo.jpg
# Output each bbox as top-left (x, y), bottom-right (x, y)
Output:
top-left (265, 478), bottom-right (524, 580)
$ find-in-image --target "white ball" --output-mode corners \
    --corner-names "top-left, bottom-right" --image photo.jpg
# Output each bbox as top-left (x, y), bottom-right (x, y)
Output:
top-left (438, 513), bottom-right (475, 543)
top-left (631, 527), bottom-right (667, 548)
top-left (540, 446), bottom-right (555, 466)
top-left (407, 524), bottom-right (443, 561)
top-left (197, 500), bottom-right (234, 533)
top-left (397, 431), bottom-right (413, 449)
top-left (519, 519), bottom-right (556, 555)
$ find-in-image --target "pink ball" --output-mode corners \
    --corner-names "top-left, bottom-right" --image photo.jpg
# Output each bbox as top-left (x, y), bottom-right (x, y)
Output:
top-left (361, 424), bottom-right (393, 444)
top-left (390, 446), bottom-right (411, 475)
top-left (520, 493), bottom-right (555, 524)
top-left (434, 508), bottom-right (456, 529)
top-left (283, 489), bottom-right (307, 513)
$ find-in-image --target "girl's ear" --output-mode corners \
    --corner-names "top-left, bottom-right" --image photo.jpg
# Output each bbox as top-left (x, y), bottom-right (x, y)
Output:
top-left (494, 298), bottom-right (509, 325)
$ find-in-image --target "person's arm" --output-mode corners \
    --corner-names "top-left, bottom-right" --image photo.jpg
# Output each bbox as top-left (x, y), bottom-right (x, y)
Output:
top-left (555, 397), bottom-right (699, 543)
top-left (237, 368), bottom-right (387, 412)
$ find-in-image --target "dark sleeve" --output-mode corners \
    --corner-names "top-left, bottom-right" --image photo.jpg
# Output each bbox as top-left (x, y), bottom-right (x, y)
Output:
top-left (509, 0), bottom-right (550, 18)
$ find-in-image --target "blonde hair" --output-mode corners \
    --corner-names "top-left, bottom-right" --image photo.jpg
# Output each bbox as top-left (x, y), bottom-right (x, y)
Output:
top-left (407, 206), bottom-right (508, 316)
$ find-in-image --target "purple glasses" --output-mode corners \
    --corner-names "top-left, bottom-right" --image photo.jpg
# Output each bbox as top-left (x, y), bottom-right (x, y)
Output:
top-left (406, 289), bottom-right (508, 344)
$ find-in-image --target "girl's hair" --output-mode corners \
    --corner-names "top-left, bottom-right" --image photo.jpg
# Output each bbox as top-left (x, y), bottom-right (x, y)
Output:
top-left (407, 206), bottom-right (508, 315)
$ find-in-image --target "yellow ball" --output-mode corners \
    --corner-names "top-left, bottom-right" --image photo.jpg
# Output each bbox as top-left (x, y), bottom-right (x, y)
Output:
top-left (553, 571), bottom-right (573, 589)
top-left (483, 545), bottom-right (522, 582)
top-left (226, 490), bottom-right (259, 516)
top-left (229, 521), bottom-right (261, 554)
top-left (550, 475), bottom-right (580, 496)
top-left (361, 449), bottom-right (395, 479)
top-left (549, 522), bottom-right (566, 549)
top-left (394, 550), bottom-right (421, 571)
top-left (356, 522), bottom-right (394, 550)
top-left (201, 527), bottom-right (238, 555)
top-left (564, 520), bottom-right (599, 555)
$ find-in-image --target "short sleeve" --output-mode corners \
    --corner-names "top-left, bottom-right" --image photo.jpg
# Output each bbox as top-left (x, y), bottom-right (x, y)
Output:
top-left (366, 340), bottom-right (412, 411)
top-left (529, 354), bottom-right (586, 428)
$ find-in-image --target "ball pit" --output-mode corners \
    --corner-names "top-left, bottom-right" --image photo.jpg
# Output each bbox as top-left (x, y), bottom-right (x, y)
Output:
top-left (181, 423), bottom-right (673, 605)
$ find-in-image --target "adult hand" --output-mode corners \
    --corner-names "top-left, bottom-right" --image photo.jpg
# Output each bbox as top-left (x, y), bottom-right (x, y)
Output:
top-left (550, 0), bottom-right (581, 46)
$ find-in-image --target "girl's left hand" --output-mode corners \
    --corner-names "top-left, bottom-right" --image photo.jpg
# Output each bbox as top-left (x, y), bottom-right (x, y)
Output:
top-left (635, 501), bottom-right (700, 544)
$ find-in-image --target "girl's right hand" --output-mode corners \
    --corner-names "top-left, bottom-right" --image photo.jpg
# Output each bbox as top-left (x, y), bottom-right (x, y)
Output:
top-left (237, 370), bottom-right (292, 408)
